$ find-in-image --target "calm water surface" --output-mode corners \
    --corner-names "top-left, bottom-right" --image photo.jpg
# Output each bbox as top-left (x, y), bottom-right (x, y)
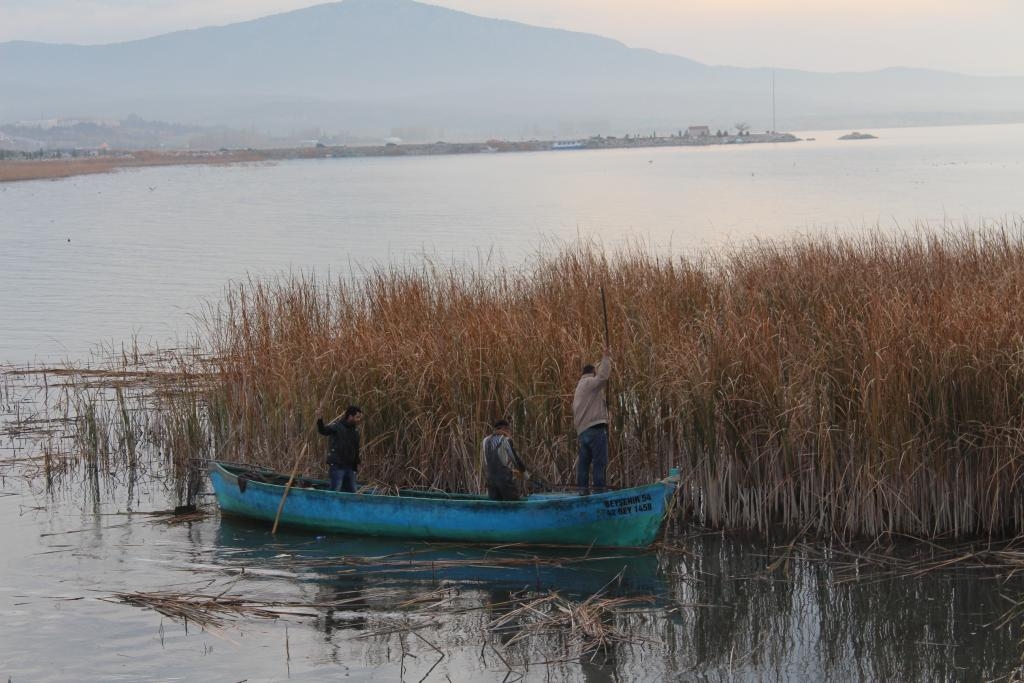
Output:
top-left (2, 123), bottom-right (1023, 364)
top-left (2, 122), bottom-right (1024, 681)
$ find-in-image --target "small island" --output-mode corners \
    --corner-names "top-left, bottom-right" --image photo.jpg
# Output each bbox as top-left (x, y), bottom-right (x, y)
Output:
top-left (839, 131), bottom-right (878, 140)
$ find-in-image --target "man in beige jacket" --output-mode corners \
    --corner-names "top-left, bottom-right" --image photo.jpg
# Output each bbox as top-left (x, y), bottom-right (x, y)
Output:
top-left (572, 348), bottom-right (611, 493)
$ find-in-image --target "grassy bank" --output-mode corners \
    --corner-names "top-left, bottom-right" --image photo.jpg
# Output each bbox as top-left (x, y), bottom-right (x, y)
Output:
top-left (0, 150), bottom-right (269, 183)
top-left (39, 224), bottom-right (1024, 539)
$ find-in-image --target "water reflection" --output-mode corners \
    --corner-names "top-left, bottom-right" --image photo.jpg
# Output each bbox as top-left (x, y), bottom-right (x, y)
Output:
top-left (317, 573), bottom-right (371, 635)
top-left (214, 515), bottom-right (666, 597)
top-left (484, 588), bottom-right (516, 648)
top-left (579, 644), bottom-right (618, 683)
top-left (576, 605), bottom-right (620, 683)
top-left (660, 532), bottom-right (1021, 681)
top-left (204, 517), bottom-right (1022, 681)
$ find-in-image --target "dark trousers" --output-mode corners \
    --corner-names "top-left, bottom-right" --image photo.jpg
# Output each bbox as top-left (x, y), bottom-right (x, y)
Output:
top-left (577, 425), bottom-right (608, 490)
top-left (329, 465), bottom-right (357, 493)
top-left (487, 482), bottom-right (521, 501)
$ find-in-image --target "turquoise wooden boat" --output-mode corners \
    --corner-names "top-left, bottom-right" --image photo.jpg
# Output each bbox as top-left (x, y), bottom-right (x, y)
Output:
top-left (208, 461), bottom-right (680, 548)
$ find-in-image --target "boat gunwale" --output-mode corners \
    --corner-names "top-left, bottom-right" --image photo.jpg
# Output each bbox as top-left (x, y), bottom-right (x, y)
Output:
top-left (209, 460), bottom-right (677, 509)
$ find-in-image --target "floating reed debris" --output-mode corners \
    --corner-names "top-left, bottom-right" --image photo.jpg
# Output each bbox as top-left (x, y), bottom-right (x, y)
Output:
top-left (489, 590), bottom-right (658, 655)
top-left (103, 589), bottom-right (295, 629)
top-left (18, 225), bottom-right (1024, 540)
top-left (344, 582), bottom-right (656, 661)
top-left (137, 505), bottom-right (210, 525)
top-left (105, 583), bottom-right (457, 631)
top-left (106, 564), bottom-right (655, 662)
top-left (792, 535), bottom-right (1024, 583)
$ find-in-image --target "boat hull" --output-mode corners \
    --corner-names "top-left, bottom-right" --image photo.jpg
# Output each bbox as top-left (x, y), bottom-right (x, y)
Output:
top-left (208, 462), bottom-right (678, 548)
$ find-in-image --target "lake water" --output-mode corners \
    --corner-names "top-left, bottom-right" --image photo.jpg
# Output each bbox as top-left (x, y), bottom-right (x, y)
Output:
top-left (2, 122), bottom-right (1023, 365)
top-left (2, 122), bottom-right (1024, 681)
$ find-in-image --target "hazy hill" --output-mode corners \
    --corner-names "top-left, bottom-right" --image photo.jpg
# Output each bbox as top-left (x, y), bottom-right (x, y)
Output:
top-left (2, 0), bottom-right (1022, 142)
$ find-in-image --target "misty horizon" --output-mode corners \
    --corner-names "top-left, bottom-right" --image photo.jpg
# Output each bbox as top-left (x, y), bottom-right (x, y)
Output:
top-left (2, 0), bottom-right (1023, 147)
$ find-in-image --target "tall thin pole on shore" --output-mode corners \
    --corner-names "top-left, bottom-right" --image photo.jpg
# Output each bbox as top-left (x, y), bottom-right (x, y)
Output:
top-left (772, 70), bottom-right (777, 133)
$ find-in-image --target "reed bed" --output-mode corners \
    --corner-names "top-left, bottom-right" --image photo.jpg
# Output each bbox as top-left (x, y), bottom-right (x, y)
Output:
top-left (17, 224), bottom-right (1024, 540)
top-left (179, 225), bottom-right (1024, 539)
top-left (1, 348), bottom-right (218, 510)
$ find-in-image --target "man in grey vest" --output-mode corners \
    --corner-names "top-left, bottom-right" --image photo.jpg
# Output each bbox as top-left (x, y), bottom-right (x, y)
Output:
top-left (573, 348), bottom-right (611, 493)
top-left (482, 419), bottom-right (529, 501)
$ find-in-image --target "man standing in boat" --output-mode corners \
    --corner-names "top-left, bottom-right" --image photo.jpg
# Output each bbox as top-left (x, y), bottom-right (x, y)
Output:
top-left (316, 405), bottom-right (363, 493)
top-left (573, 347), bottom-right (611, 494)
top-left (482, 419), bottom-right (529, 501)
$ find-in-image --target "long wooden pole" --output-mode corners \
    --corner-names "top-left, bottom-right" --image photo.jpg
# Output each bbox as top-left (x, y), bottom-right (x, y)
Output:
top-left (599, 285), bottom-right (614, 473)
top-left (600, 285), bottom-right (610, 349)
top-left (272, 443), bottom-right (307, 535)
top-left (600, 284), bottom-right (611, 412)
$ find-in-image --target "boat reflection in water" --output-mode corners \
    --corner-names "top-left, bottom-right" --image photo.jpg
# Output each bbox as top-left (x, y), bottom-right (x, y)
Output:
top-left (215, 515), bottom-right (666, 596)
top-left (213, 514), bottom-right (666, 677)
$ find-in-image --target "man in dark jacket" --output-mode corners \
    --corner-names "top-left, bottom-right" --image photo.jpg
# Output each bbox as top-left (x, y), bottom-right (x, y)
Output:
top-left (316, 405), bottom-right (363, 493)
top-left (481, 419), bottom-right (529, 501)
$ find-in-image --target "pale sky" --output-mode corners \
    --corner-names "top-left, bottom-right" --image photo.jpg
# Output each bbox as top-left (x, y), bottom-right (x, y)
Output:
top-left (1, 0), bottom-right (1021, 76)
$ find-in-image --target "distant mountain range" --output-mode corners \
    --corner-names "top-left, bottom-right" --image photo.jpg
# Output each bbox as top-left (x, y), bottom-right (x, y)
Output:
top-left (2, 0), bottom-right (1023, 144)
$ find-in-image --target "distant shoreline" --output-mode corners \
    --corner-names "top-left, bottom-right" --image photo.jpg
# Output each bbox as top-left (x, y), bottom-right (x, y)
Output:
top-left (0, 132), bottom-right (799, 183)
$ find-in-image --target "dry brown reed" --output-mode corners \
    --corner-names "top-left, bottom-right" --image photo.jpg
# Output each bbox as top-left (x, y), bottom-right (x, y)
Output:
top-left (104, 589), bottom-right (280, 629)
top-left (184, 224), bottom-right (1024, 540)
top-left (488, 591), bottom-right (657, 655)
top-left (2, 346), bottom-right (218, 503)
top-left (106, 583), bottom-right (456, 630)
top-left (795, 534), bottom-right (1024, 582)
